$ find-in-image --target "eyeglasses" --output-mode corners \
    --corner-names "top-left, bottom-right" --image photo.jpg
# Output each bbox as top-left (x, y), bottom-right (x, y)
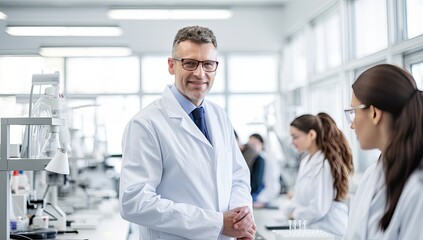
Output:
top-left (172, 58), bottom-right (219, 72)
top-left (344, 104), bottom-right (368, 124)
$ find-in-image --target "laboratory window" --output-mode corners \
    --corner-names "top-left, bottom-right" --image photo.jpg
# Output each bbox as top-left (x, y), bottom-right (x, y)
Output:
top-left (96, 96), bottom-right (139, 154)
top-left (406, 0), bottom-right (423, 39)
top-left (141, 94), bottom-right (161, 109)
top-left (0, 56), bottom-right (63, 94)
top-left (66, 57), bottom-right (140, 94)
top-left (352, 0), bottom-right (388, 58)
top-left (282, 30), bottom-right (307, 91)
top-left (410, 62), bottom-right (423, 89)
top-left (206, 94), bottom-right (226, 109)
top-left (309, 77), bottom-right (342, 126)
top-left (228, 94), bottom-right (276, 141)
top-left (228, 55), bottom-right (278, 93)
top-left (67, 96), bottom-right (140, 156)
top-left (313, 9), bottom-right (342, 73)
top-left (141, 55), bottom-right (174, 93)
top-left (208, 57), bottom-right (225, 94)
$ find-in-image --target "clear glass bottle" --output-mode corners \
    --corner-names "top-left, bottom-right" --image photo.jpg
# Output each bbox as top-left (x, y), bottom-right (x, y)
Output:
top-left (23, 87), bottom-right (54, 158)
top-left (38, 125), bottom-right (61, 158)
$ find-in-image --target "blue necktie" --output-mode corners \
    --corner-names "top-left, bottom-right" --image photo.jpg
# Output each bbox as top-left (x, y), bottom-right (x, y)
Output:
top-left (192, 107), bottom-right (211, 143)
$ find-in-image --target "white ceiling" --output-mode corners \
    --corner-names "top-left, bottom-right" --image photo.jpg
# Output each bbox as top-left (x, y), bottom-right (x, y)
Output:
top-left (0, 0), bottom-right (291, 8)
top-left (0, 0), bottom-right (329, 55)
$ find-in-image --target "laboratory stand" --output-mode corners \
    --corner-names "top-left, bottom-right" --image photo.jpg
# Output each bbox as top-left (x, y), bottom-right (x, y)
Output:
top-left (1, 117), bottom-right (129, 240)
top-left (1, 117), bottom-right (64, 240)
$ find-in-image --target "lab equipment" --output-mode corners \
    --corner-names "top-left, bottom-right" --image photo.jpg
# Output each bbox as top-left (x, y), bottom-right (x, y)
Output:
top-left (21, 72), bottom-right (60, 159)
top-left (38, 125), bottom-right (69, 174)
top-left (44, 202), bottom-right (67, 230)
top-left (1, 71), bottom-right (69, 240)
top-left (10, 228), bottom-right (57, 240)
top-left (273, 219), bottom-right (329, 239)
top-left (32, 205), bottom-right (49, 229)
top-left (1, 117), bottom-right (64, 240)
top-left (287, 219), bottom-right (308, 230)
top-left (27, 87), bottom-right (56, 158)
top-left (43, 177), bottom-right (67, 230)
top-left (38, 125), bottom-right (60, 158)
top-left (21, 71), bottom-right (71, 169)
top-left (11, 171), bottom-right (19, 193)
top-left (273, 229), bottom-right (336, 240)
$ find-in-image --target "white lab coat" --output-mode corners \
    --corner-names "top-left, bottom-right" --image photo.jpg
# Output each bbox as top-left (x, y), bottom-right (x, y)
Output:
top-left (344, 160), bottom-right (423, 240)
top-left (292, 150), bottom-right (348, 237)
top-left (119, 86), bottom-right (252, 240)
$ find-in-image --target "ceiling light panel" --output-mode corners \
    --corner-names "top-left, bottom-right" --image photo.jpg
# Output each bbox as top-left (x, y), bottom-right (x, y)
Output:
top-left (39, 47), bottom-right (132, 57)
top-left (0, 11), bottom-right (7, 20)
top-left (108, 9), bottom-right (233, 20)
top-left (6, 26), bottom-right (122, 36)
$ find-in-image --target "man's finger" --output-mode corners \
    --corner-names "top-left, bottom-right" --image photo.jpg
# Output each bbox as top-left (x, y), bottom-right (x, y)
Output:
top-left (233, 206), bottom-right (250, 223)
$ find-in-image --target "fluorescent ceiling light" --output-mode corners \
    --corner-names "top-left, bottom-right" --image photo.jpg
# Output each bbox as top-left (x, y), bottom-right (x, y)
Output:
top-left (0, 11), bottom-right (7, 20)
top-left (108, 9), bottom-right (233, 20)
top-left (39, 47), bottom-right (132, 57)
top-left (6, 26), bottom-right (122, 36)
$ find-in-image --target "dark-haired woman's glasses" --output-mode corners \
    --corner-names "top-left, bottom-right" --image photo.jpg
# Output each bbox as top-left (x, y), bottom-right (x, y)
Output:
top-left (344, 104), bottom-right (368, 124)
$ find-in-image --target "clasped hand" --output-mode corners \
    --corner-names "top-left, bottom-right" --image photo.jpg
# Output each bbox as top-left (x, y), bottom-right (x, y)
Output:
top-left (222, 206), bottom-right (256, 240)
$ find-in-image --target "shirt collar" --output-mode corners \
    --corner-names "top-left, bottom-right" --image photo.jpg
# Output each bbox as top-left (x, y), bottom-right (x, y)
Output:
top-left (170, 84), bottom-right (204, 115)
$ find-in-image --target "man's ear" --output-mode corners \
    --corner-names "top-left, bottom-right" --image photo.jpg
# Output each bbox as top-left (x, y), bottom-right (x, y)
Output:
top-left (168, 57), bottom-right (175, 75)
top-left (370, 105), bottom-right (383, 125)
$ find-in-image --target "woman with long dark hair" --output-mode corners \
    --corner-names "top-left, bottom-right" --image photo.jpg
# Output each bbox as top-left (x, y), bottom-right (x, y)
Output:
top-left (289, 112), bottom-right (354, 237)
top-left (344, 64), bottom-right (423, 239)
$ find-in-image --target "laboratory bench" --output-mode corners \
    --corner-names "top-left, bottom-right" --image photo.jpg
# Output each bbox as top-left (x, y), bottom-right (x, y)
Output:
top-left (54, 171), bottom-right (129, 240)
top-left (56, 208), bottom-right (130, 240)
top-left (253, 194), bottom-right (341, 240)
top-left (253, 195), bottom-right (290, 240)
top-left (9, 200), bottom-right (130, 240)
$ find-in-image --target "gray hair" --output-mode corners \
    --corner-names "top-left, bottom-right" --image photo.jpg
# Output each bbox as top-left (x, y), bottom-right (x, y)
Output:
top-left (172, 26), bottom-right (217, 56)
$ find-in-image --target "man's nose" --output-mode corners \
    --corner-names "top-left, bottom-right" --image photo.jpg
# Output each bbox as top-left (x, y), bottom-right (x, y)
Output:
top-left (193, 63), bottom-right (206, 77)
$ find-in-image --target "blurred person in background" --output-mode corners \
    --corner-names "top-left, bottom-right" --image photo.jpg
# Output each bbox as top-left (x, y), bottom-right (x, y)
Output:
top-left (235, 132), bottom-right (265, 205)
top-left (247, 134), bottom-right (281, 209)
top-left (289, 112), bottom-right (354, 237)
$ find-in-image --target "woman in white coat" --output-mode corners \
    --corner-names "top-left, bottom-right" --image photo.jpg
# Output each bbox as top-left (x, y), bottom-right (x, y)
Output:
top-left (344, 64), bottom-right (423, 240)
top-left (289, 112), bottom-right (354, 237)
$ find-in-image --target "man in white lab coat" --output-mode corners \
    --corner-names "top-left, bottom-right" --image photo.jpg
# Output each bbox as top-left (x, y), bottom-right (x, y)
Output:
top-left (120, 26), bottom-right (256, 240)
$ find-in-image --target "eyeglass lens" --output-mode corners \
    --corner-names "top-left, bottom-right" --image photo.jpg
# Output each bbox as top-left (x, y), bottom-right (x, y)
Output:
top-left (182, 59), bottom-right (217, 72)
top-left (346, 110), bottom-right (355, 124)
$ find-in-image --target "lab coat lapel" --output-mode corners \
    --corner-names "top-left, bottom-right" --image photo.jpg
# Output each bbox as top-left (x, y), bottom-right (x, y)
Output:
top-left (161, 87), bottom-right (213, 148)
top-left (346, 161), bottom-right (381, 240)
